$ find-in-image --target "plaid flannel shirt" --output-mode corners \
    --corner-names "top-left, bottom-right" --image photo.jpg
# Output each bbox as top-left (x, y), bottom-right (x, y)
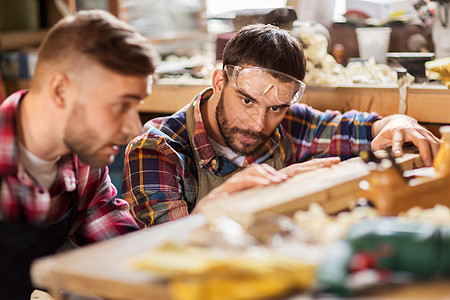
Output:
top-left (122, 88), bottom-right (381, 228)
top-left (0, 90), bottom-right (138, 245)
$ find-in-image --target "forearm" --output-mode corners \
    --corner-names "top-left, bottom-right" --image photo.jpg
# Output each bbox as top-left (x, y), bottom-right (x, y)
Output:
top-left (311, 110), bottom-right (379, 158)
top-left (72, 167), bottom-right (139, 245)
top-left (129, 195), bottom-right (189, 227)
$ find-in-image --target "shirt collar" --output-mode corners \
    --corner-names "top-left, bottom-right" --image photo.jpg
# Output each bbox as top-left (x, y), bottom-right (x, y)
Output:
top-left (191, 88), bottom-right (282, 173)
top-left (58, 154), bottom-right (78, 192)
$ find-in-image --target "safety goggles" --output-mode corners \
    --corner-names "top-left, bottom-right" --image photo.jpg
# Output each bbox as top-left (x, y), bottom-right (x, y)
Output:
top-left (224, 65), bottom-right (306, 105)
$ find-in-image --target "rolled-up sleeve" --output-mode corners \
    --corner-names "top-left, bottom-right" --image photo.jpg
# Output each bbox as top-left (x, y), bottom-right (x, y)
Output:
top-left (283, 103), bottom-right (381, 162)
top-left (121, 132), bottom-right (192, 228)
top-left (71, 166), bottom-right (139, 245)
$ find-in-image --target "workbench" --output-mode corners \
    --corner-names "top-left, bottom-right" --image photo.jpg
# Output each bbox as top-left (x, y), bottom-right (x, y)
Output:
top-left (30, 153), bottom-right (450, 300)
top-left (30, 214), bottom-right (450, 300)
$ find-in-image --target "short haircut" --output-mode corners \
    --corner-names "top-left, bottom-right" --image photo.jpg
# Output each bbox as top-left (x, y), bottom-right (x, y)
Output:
top-left (37, 10), bottom-right (158, 76)
top-left (222, 24), bottom-right (306, 81)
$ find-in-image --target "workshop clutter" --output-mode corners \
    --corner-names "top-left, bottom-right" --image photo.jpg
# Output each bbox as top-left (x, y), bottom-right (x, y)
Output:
top-left (319, 216), bottom-right (450, 295)
top-left (355, 26), bottom-right (391, 64)
top-left (131, 143), bottom-right (450, 299)
top-left (132, 215), bottom-right (319, 300)
top-left (426, 56), bottom-right (450, 87)
top-left (133, 242), bottom-right (316, 300)
top-left (294, 22), bottom-right (398, 86)
top-left (131, 203), bottom-right (450, 299)
top-left (346, 0), bottom-right (416, 24)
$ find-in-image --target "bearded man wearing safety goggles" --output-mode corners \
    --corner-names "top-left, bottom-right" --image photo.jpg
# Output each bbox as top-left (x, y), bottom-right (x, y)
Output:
top-left (122, 24), bottom-right (440, 228)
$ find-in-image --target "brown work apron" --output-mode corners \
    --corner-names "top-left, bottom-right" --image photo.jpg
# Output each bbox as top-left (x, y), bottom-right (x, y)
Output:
top-left (185, 100), bottom-right (286, 201)
top-left (0, 178), bottom-right (78, 300)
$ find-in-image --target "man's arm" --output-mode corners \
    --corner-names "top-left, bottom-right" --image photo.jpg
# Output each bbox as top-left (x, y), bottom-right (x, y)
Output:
top-left (70, 165), bottom-right (139, 246)
top-left (193, 157), bottom-right (342, 212)
top-left (371, 114), bottom-right (441, 166)
top-left (285, 104), bottom-right (381, 162)
top-left (193, 163), bottom-right (289, 213)
top-left (122, 135), bottom-right (292, 224)
top-left (121, 137), bottom-right (192, 228)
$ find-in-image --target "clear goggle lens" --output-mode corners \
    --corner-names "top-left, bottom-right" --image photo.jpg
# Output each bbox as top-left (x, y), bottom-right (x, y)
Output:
top-left (224, 65), bottom-right (306, 105)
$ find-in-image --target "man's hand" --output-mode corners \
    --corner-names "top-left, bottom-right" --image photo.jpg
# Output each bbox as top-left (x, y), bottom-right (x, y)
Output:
top-left (371, 114), bottom-right (441, 166)
top-left (193, 158), bottom-right (341, 213)
top-left (278, 157), bottom-right (341, 178)
top-left (193, 163), bottom-right (287, 213)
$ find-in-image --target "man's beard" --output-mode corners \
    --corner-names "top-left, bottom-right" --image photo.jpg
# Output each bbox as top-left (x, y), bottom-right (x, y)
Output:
top-left (63, 104), bottom-right (116, 168)
top-left (215, 92), bottom-right (271, 156)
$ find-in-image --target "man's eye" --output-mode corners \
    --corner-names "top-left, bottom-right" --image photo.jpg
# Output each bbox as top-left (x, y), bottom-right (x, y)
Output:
top-left (270, 106), bottom-right (281, 112)
top-left (242, 98), bottom-right (252, 105)
top-left (116, 103), bottom-right (130, 112)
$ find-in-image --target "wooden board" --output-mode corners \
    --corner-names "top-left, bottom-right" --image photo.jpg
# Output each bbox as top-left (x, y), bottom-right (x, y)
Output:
top-left (31, 215), bottom-right (207, 300)
top-left (198, 153), bottom-right (423, 225)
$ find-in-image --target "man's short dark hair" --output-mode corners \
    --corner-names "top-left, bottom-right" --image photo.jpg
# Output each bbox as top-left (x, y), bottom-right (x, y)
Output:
top-left (222, 24), bottom-right (306, 81)
top-left (37, 10), bottom-right (157, 76)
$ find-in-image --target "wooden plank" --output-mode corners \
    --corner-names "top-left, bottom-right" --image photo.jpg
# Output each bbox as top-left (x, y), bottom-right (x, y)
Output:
top-left (31, 214), bottom-right (207, 300)
top-left (361, 165), bottom-right (450, 216)
top-left (199, 153), bottom-right (423, 225)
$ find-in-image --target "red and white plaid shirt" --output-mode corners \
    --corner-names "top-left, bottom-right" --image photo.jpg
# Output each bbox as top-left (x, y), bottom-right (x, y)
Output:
top-left (0, 91), bottom-right (138, 245)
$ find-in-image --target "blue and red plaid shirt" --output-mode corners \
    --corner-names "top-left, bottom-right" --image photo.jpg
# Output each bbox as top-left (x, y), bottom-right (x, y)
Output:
top-left (122, 88), bottom-right (381, 228)
top-left (0, 90), bottom-right (138, 245)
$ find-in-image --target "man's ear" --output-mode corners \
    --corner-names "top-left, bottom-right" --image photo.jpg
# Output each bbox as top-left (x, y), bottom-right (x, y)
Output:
top-left (211, 68), bottom-right (226, 95)
top-left (48, 72), bottom-right (70, 108)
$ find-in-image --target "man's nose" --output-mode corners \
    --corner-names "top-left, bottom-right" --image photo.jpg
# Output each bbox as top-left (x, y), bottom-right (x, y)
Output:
top-left (247, 108), bottom-right (266, 133)
top-left (122, 111), bottom-right (142, 140)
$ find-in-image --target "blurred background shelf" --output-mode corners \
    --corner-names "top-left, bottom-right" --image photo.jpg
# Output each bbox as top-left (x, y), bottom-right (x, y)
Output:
top-left (3, 79), bottom-right (32, 95)
top-left (142, 82), bottom-right (450, 138)
top-left (0, 29), bottom-right (48, 52)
